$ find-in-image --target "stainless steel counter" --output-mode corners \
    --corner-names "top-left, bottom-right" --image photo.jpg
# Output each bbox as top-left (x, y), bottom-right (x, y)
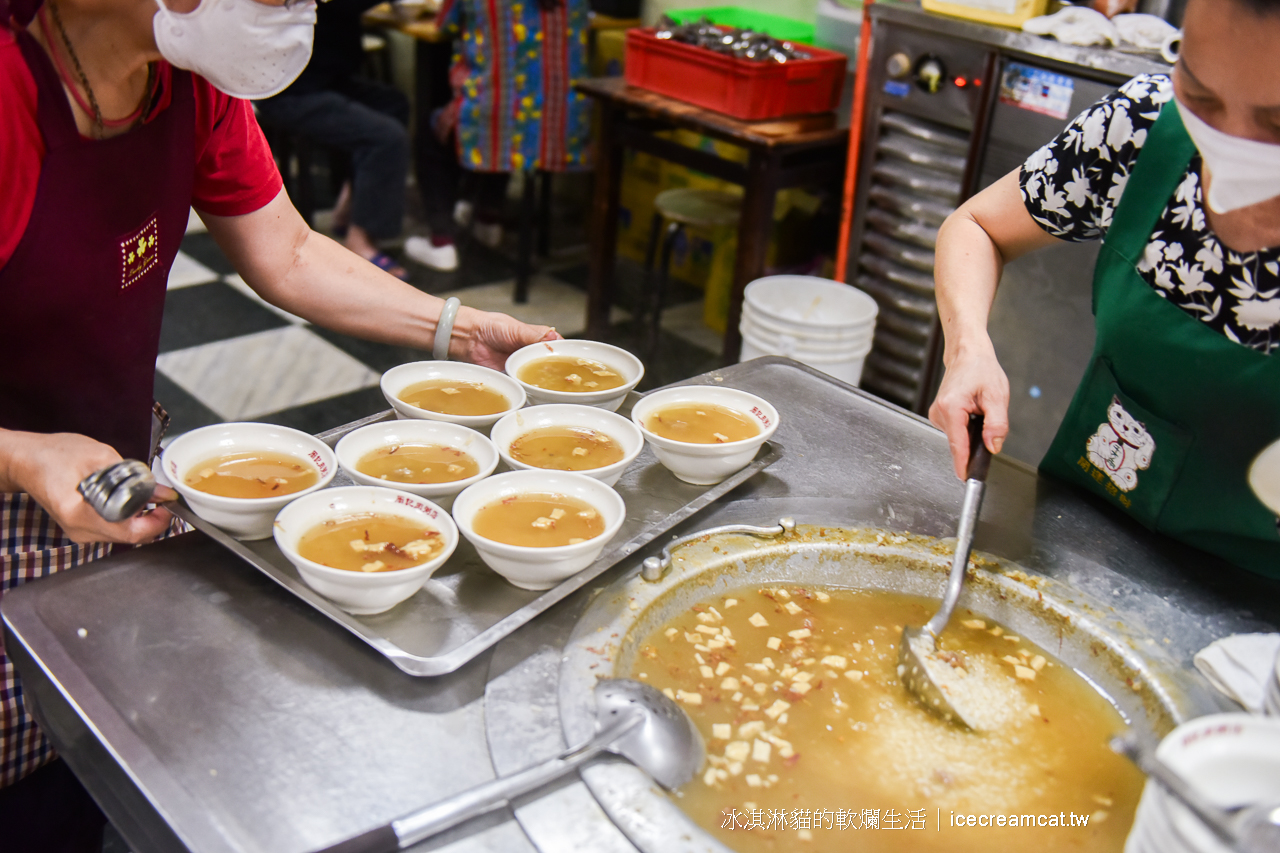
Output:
top-left (5, 358), bottom-right (1279, 853)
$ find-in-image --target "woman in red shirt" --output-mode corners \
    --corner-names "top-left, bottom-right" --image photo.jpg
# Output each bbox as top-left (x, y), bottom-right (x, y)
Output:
top-left (0, 0), bottom-right (557, 846)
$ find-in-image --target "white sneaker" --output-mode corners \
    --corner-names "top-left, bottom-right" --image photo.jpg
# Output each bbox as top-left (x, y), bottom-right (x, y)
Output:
top-left (453, 200), bottom-right (474, 228)
top-left (404, 235), bottom-right (459, 272)
top-left (473, 221), bottom-right (503, 249)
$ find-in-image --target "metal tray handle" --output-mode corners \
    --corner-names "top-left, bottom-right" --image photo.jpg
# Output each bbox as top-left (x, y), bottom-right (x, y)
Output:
top-left (641, 517), bottom-right (796, 582)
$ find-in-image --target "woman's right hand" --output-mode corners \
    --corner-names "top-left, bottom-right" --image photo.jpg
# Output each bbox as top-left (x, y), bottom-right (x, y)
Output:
top-left (928, 339), bottom-right (1011, 480)
top-left (2, 430), bottom-right (175, 545)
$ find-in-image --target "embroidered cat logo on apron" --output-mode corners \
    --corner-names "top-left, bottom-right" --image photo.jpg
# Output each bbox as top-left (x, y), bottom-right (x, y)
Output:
top-left (1086, 396), bottom-right (1156, 492)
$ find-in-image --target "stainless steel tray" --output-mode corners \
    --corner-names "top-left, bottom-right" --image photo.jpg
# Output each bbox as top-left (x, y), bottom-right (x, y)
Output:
top-left (172, 395), bottom-right (782, 676)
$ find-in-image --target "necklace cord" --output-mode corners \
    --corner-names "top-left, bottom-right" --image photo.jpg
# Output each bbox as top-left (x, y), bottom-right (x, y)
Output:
top-left (39, 1), bottom-right (156, 137)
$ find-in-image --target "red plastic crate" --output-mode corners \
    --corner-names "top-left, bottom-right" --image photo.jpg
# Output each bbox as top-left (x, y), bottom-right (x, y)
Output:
top-left (624, 29), bottom-right (846, 121)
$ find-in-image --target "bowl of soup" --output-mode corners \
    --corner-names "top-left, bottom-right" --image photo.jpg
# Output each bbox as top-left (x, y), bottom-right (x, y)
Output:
top-left (162, 422), bottom-right (337, 540)
top-left (630, 386), bottom-right (778, 485)
top-left (490, 404), bottom-right (644, 487)
top-left (381, 361), bottom-right (526, 430)
top-left (334, 420), bottom-right (498, 508)
top-left (273, 486), bottom-right (459, 614)
top-left (504, 340), bottom-right (644, 412)
top-left (451, 470), bottom-right (625, 590)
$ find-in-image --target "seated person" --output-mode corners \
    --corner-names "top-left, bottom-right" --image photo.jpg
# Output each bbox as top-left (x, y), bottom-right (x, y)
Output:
top-left (256, 0), bottom-right (412, 279)
top-left (405, 0), bottom-right (591, 271)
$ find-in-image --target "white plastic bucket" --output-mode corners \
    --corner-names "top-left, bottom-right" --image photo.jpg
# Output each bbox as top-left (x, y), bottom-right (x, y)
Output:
top-left (738, 276), bottom-right (878, 385)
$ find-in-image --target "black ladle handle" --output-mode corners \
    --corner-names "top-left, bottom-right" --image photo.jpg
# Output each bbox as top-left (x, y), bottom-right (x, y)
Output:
top-left (966, 413), bottom-right (992, 483)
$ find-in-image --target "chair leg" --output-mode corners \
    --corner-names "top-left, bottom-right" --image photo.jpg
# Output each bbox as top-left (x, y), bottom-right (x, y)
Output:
top-left (647, 222), bottom-right (682, 366)
top-left (537, 171), bottom-right (553, 258)
top-left (640, 211), bottom-right (664, 348)
top-left (514, 168), bottom-right (536, 304)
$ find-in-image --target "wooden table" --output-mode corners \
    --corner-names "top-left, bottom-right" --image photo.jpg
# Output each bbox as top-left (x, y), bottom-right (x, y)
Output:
top-left (576, 76), bottom-right (849, 364)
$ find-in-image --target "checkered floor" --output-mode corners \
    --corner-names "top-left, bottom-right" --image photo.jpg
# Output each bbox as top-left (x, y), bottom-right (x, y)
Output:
top-left (155, 209), bottom-right (724, 443)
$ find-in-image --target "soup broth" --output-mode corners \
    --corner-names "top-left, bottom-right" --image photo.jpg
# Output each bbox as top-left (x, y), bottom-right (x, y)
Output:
top-left (472, 492), bottom-right (606, 547)
top-left (632, 586), bottom-right (1143, 853)
top-left (517, 355), bottom-right (627, 393)
top-left (509, 426), bottom-right (625, 472)
top-left (356, 443), bottom-right (479, 484)
top-left (185, 451), bottom-right (319, 498)
top-left (645, 403), bottom-right (759, 444)
top-left (399, 379), bottom-right (509, 416)
top-left (297, 512), bottom-right (445, 572)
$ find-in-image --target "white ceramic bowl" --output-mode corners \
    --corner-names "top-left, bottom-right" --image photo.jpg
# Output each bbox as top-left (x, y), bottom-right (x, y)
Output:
top-left (630, 386), bottom-right (779, 485)
top-left (273, 486), bottom-right (459, 615)
top-left (162, 423), bottom-right (337, 540)
top-left (490, 404), bottom-right (644, 487)
top-left (334, 420), bottom-right (498, 508)
top-left (504, 340), bottom-right (644, 412)
top-left (381, 361), bottom-right (526, 430)
top-left (1248, 437), bottom-right (1280, 516)
top-left (451, 470), bottom-right (625, 590)
top-left (1126, 714), bottom-right (1280, 853)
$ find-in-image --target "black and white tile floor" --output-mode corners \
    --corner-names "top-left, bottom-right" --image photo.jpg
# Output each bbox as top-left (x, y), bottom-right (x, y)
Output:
top-left (156, 209), bottom-right (723, 444)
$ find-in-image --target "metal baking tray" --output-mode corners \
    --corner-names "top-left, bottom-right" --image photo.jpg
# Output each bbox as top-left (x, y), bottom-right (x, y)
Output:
top-left (171, 395), bottom-right (782, 676)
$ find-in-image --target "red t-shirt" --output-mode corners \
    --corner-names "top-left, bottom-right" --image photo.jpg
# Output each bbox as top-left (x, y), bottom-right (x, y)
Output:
top-left (0, 26), bottom-right (283, 268)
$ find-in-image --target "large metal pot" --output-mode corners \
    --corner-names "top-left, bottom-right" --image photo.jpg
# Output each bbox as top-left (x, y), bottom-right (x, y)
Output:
top-left (557, 522), bottom-right (1221, 853)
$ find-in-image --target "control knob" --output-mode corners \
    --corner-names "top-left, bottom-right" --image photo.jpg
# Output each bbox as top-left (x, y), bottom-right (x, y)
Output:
top-left (885, 52), bottom-right (911, 79)
top-left (914, 55), bottom-right (947, 94)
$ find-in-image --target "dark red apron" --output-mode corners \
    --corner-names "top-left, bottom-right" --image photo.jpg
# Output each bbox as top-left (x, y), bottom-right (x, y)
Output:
top-left (0, 27), bottom-right (195, 789)
top-left (0, 28), bottom-right (194, 463)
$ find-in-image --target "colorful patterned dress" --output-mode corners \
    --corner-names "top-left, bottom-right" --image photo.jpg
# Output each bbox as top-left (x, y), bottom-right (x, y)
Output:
top-left (437, 0), bottom-right (592, 173)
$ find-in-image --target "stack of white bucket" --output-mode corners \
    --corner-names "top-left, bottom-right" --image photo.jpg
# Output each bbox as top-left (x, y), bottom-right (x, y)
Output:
top-left (738, 275), bottom-right (879, 385)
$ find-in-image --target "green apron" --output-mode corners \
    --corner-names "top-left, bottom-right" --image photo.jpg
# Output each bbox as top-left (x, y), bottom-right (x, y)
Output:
top-left (1040, 102), bottom-right (1280, 579)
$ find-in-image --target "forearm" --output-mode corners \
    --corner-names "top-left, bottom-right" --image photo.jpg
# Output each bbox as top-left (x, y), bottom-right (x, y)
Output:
top-left (933, 210), bottom-right (1004, 366)
top-left (208, 195), bottom-right (460, 356)
top-left (0, 428), bottom-right (32, 492)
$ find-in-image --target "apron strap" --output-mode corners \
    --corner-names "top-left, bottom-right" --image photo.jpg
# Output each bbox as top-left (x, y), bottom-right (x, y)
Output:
top-left (14, 25), bottom-right (81, 150)
top-left (1101, 100), bottom-right (1198, 266)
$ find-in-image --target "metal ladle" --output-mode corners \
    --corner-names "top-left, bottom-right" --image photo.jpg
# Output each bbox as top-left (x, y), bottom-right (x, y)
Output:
top-left (1111, 730), bottom-right (1280, 853)
top-left (898, 413), bottom-right (993, 729)
top-left (330, 680), bottom-right (705, 852)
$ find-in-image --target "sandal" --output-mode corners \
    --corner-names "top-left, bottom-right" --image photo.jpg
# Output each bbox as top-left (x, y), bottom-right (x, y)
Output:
top-left (368, 251), bottom-right (411, 282)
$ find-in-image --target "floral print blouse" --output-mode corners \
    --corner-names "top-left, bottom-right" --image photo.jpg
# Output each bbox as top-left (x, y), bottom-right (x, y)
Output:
top-left (1019, 74), bottom-right (1280, 354)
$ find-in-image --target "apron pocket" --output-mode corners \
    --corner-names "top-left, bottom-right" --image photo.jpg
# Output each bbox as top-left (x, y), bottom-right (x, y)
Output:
top-left (1043, 357), bottom-right (1192, 529)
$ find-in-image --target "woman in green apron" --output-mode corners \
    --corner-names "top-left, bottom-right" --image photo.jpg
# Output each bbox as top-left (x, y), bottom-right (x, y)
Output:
top-left (930, 0), bottom-right (1280, 578)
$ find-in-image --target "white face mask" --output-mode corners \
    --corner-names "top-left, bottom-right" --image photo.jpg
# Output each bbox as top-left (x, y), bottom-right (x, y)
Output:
top-left (1175, 98), bottom-right (1280, 214)
top-left (153, 0), bottom-right (316, 100)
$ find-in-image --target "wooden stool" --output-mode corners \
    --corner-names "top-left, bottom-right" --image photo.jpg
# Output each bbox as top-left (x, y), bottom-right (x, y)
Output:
top-left (642, 188), bottom-right (741, 364)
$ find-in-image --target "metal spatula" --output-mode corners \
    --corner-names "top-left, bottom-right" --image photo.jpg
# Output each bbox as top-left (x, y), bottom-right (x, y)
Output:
top-left (898, 413), bottom-right (993, 729)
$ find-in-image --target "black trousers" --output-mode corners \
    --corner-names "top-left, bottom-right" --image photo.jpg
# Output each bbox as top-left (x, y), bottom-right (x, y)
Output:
top-left (0, 759), bottom-right (107, 853)
top-left (417, 125), bottom-right (510, 238)
top-left (256, 78), bottom-right (412, 240)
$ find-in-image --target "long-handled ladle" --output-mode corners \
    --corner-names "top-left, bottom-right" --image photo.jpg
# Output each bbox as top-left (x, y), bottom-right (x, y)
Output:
top-left (898, 413), bottom-right (993, 729)
top-left (327, 679), bottom-right (704, 852)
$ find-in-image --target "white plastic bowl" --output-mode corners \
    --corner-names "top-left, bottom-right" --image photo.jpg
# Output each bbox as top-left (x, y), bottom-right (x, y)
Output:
top-left (334, 420), bottom-right (498, 509)
top-left (504, 340), bottom-right (644, 412)
top-left (273, 486), bottom-right (458, 615)
top-left (162, 423), bottom-right (337, 540)
top-left (490, 404), bottom-right (644, 487)
top-left (381, 361), bottom-right (526, 430)
top-left (451, 470), bottom-right (625, 590)
top-left (630, 386), bottom-right (779, 485)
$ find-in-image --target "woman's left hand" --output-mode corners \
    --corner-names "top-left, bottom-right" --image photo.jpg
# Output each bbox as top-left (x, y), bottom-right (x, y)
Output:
top-left (452, 307), bottom-right (563, 369)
